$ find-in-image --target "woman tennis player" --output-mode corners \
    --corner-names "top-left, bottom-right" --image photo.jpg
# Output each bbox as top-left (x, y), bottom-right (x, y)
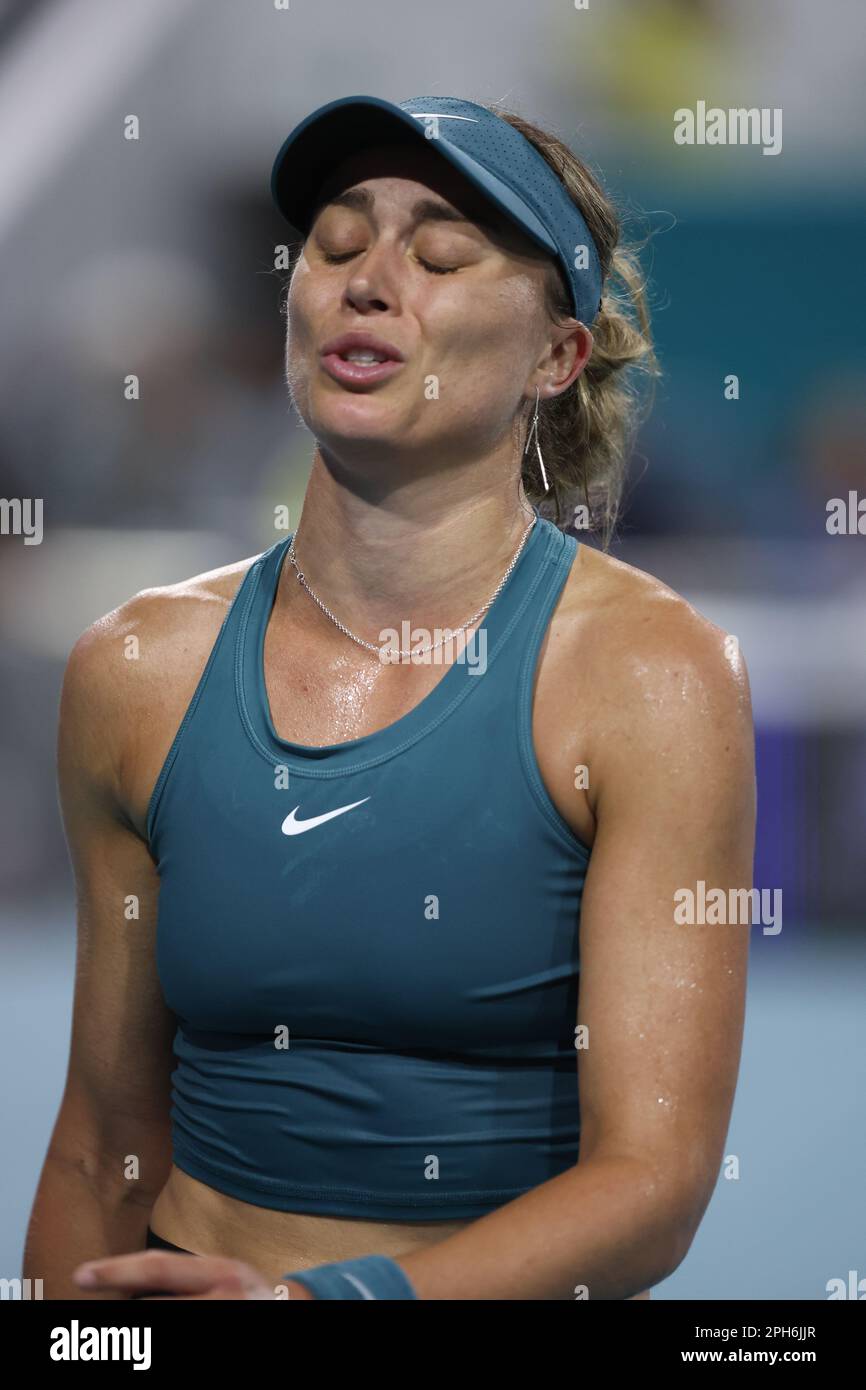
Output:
top-left (26, 95), bottom-right (755, 1300)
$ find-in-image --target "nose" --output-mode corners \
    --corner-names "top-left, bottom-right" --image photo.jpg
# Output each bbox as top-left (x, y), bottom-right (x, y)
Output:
top-left (343, 240), bottom-right (398, 314)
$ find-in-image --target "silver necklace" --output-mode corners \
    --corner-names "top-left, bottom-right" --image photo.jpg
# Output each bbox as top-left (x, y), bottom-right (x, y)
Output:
top-left (286, 515), bottom-right (537, 658)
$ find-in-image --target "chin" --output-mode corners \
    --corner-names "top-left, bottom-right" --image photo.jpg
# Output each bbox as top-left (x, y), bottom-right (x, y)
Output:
top-left (313, 418), bottom-right (405, 465)
top-left (313, 392), bottom-right (405, 440)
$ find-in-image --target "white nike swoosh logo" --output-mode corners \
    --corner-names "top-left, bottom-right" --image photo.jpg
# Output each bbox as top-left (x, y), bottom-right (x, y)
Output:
top-left (409, 112), bottom-right (478, 122)
top-left (281, 798), bottom-right (370, 836)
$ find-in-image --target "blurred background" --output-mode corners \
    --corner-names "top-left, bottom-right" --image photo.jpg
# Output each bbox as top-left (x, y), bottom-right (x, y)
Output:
top-left (1, 0), bottom-right (864, 1299)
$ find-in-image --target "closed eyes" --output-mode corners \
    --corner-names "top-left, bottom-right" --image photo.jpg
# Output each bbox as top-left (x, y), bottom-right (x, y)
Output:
top-left (319, 249), bottom-right (459, 276)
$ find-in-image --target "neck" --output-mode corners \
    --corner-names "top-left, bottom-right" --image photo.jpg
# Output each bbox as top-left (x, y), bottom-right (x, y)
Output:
top-left (284, 444), bottom-right (537, 636)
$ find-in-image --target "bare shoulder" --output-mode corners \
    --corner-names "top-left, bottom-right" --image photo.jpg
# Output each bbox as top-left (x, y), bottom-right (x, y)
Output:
top-left (530, 539), bottom-right (757, 855)
top-left (555, 541), bottom-right (754, 761)
top-left (64, 549), bottom-right (261, 696)
top-left (60, 548), bottom-right (266, 832)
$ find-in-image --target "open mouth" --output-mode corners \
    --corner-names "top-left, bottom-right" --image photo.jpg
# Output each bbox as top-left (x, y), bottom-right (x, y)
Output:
top-left (320, 350), bottom-right (405, 385)
top-left (338, 349), bottom-right (391, 364)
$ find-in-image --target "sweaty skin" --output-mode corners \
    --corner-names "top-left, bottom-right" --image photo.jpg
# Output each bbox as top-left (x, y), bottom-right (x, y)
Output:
top-left (51, 532), bottom-right (749, 1300)
top-left (30, 141), bottom-right (754, 1301)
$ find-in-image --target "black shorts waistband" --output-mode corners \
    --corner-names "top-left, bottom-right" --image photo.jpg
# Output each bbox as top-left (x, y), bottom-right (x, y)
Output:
top-left (128, 1224), bottom-right (197, 1298)
top-left (145, 1225), bottom-right (194, 1255)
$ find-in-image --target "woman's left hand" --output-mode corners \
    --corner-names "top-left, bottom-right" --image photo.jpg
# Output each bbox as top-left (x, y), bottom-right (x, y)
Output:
top-left (73, 1250), bottom-right (315, 1300)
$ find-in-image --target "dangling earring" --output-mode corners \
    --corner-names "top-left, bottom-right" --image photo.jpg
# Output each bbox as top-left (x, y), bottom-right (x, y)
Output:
top-left (523, 385), bottom-right (550, 492)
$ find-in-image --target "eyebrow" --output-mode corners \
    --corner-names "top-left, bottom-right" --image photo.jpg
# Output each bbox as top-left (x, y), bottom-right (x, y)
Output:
top-left (316, 185), bottom-right (499, 234)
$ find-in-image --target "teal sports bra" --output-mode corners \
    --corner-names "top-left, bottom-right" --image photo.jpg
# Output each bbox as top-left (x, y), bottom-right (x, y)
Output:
top-left (146, 511), bottom-right (591, 1220)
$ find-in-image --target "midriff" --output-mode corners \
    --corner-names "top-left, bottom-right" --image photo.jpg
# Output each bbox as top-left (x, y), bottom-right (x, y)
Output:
top-left (148, 1165), bottom-right (650, 1298)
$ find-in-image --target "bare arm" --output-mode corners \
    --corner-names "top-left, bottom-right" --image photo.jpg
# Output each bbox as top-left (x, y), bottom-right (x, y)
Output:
top-left (395, 603), bottom-right (755, 1299)
top-left (24, 610), bottom-right (177, 1299)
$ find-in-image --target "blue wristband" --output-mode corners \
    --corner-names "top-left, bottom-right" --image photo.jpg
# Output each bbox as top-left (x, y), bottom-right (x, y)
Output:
top-left (282, 1254), bottom-right (418, 1300)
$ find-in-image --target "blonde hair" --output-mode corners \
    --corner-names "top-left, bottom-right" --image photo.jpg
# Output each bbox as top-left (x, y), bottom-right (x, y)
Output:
top-left (493, 105), bottom-right (660, 547)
